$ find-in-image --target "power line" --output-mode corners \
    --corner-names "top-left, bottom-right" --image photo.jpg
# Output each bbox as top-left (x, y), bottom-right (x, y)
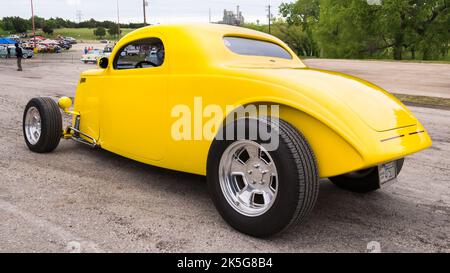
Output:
top-left (76, 10), bottom-right (83, 23)
top-left (209, 8), bottom-right (211, 23)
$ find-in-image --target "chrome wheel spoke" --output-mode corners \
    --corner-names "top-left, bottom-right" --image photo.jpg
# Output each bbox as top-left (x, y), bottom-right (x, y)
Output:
top-left (237, 188), bottom-right (254, 206)
top-left (245, 145), bottom-right (260, 160)
top-left (265, 162), bottom-right (277, 176)
top-left (219, 140), bottom-right (279, 217)
top-left (262, 190), bottom-right (274, 206)
top-left (230, 157), bottom-right (247, 175)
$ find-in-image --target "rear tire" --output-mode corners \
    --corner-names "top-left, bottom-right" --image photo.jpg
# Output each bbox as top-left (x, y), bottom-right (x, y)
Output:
top-left (207, 118), bottom-right (319, 237)
top-left (329, 159), bottom-right (405, 193)
top-left (23, 97), bottom-right (62, 153)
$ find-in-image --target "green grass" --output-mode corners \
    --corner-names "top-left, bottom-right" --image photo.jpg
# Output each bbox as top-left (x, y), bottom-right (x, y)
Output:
top-left (394, 94), bottom-right (450, 110)
top-left (302, 47), bottom-right (450, 64)
top-left (303, 56), bottom-right (450, 64)
top-left (35, 28), bottom-right (136, 41)
top-left (0, 27), bottom-right (8, 36)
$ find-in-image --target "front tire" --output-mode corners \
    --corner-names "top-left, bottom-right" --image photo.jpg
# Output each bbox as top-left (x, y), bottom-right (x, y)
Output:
top-left (207, 118), bottom-right (319, 237)
top-left (329, 159), bottom-right (405, 193)
top-left (23, 97), bottom-right (62, 153)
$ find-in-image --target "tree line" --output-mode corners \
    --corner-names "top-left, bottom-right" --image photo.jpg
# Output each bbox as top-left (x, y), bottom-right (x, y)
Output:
top-left (247, 0), bottom-right (449, 61)
top-left (0, 16), bottom-right (145, 36)
top-left (2, 1), bottom-right (448, 60)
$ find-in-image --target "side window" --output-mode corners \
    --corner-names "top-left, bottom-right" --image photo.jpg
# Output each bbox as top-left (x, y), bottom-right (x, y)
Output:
top-left (114, 37), bottom-right (165, 70)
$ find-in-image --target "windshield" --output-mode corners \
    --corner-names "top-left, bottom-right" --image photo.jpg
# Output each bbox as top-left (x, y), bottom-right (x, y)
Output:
top-left (224, 36), bottom-right (292, 60)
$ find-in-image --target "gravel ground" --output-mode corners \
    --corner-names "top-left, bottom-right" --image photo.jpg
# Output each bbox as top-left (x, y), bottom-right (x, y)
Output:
top-left (0, 53), bottom-right (449, 253)
top-left (304, 59), bottom-right (450, 99)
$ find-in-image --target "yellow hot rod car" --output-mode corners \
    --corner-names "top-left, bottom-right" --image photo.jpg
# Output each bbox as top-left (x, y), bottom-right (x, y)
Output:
top-left (23, 24), bottom-right (432, 237)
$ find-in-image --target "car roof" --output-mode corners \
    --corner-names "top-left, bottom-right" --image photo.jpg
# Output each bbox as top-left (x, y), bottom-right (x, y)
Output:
top-left (129, 23), bottom-right (277, 42)
top-left (113, 23), bottom-right (305, 72)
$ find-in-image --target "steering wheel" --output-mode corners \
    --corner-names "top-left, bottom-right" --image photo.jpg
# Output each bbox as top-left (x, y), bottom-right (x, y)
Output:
top-left (135, 61), bottom-right (158, 68)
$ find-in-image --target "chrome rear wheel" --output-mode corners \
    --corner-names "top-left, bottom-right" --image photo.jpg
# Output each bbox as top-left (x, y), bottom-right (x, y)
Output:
top-left (207, 118), bottom-right (319, 237)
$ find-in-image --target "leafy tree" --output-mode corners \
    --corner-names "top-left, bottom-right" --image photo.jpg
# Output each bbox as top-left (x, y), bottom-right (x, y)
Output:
top-left (1, 16), bottom-right (29, 33)
top-left (32, 16), bottom-right (46, 29)
top-left (279, 0), bottom-right (320, 56)
top-left (94, 27), bottom-right (106, 38)
top-left (108, 24), bottom-right (122, 37)
top-left (42, 21), bottom-right (55, 35)
top-left (316, 0), bottom-right (384, 58)
top-left (280, 0), bottom-right (320, 27)
top-left (246, 20), bottom-right (318, 57)
top-left (280, 0), bottom-right (449, 60)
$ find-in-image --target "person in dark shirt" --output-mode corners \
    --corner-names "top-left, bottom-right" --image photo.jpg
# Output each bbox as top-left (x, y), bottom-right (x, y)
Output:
top-left (6, 47), bottom-right (11, 58)
top-left (15, 43), bottom-right (23, 71)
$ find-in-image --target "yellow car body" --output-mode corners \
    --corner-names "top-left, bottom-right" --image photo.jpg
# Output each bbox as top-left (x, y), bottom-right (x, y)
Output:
top-left (71, 23), bottom-right (431, 179)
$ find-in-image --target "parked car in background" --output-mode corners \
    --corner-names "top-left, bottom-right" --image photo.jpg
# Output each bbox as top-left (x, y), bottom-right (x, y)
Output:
top-left (124, 45), bottom-right (140, 56)
top-left (37, 40), bottom-right (62, 53)
top-left (36, 44), bottom-right (48, 52)
top-left (58, 40), bottom-right (72, 50)
top-left (0, 45), bottom-right (6, 57)
top-left (64, 37), bottom-right (77, 44)
top-left (145, 50), bottom-right (159, 64)
top-left (51, 45), bottom-right (62, 53)
top-left (81, 49), bottom-right (103, 64)
top-left (102, 46), bottom-right (113, 58)
top-left (0, 45), bottom-right (34, 58)
top-left (6, 35), bottom-right (20, 41)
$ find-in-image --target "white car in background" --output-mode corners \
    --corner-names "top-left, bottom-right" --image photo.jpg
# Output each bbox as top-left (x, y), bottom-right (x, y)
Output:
top-left (81, 49), bottom-right (103, 64)
top-left (102, 46), bottom-right (113, 58)
top-left (7, 35), bottom-right (20, 41)
top-left (124, 45), bottom-right (140, 56)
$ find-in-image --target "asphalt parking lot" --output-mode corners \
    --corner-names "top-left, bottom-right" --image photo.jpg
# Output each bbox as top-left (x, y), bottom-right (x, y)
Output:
top-left (0, 51), bottom-right (449, 253)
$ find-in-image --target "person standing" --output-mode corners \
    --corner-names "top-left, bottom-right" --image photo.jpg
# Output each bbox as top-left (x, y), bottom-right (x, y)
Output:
top-left (6, 46), bottom-right (11, 58)
top-left (15, 43), bottom-right (23, 71)
top-left (84, 47), bottom-right (88, 54)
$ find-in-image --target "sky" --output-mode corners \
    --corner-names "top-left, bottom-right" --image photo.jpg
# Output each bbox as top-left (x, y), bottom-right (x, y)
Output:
top-left (1, 0), bottom-right (293, 24)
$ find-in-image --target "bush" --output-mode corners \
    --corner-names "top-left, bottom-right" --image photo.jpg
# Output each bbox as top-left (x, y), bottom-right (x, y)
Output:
top-left (94, 27), bottom-right (106, 39)
top-left (42, 24), bottom-right (54, 35)
top-left (108, 25), bottom-right (122, 37)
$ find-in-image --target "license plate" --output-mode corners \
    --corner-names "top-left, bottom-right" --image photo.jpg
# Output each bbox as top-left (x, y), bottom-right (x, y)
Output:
top-left (378, 161), bottom-right (398, 186)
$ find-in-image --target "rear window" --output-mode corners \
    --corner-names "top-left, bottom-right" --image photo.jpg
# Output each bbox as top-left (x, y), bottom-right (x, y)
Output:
top-left (224, 36), bottom-right (292, 60)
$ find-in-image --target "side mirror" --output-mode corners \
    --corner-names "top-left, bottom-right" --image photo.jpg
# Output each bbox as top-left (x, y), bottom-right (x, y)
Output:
top-left (99, 57), bottom-right (109, 69)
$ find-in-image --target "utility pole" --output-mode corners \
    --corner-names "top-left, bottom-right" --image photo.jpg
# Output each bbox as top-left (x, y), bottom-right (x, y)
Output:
top-left (209, 8), bottom-right (211, 23)
top-left (30, 0), bottom-right (36, 49)
top-left (236, 5), bottom-right (240, 25)
top-left (143, 0), bottom-right (147, 25)
top-left (76, 10), bottom-right (83, 24)
top-left (117, 0), bottom-right (121, 40)
top-left (267, 5), bottom-right (272, 34)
